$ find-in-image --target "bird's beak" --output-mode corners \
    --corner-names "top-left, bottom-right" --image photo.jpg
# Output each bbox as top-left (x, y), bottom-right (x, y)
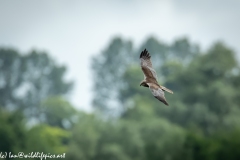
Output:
top-left (140, 83), bottom-right (142, 86)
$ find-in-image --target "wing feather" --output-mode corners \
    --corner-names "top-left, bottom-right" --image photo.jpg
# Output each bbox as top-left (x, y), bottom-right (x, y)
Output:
top-left (140, 49), bottom-right (158, 81)
top-left (140, 49), bottom-right (153, 67)
top-left (148, 83), bottom-right (169, 106)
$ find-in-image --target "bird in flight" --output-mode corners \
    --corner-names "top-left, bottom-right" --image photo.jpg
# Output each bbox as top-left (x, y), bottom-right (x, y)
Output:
top-left (140, 49), bottom-right (173, 105)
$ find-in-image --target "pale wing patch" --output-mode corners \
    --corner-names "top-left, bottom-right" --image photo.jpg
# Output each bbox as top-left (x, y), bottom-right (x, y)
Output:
top-left (140, 58), bottom-right (150, 67)
top-left (149, 86), bottom-right (164, 97)
top-left (147, 66), bottom-right (158, 80)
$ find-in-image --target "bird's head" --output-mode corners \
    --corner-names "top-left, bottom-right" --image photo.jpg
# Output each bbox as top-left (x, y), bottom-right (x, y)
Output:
top-left (140, 81), bottom-right (148, 87)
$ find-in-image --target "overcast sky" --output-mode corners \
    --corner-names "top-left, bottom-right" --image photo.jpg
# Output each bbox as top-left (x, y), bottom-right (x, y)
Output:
top-left (0, 0), bottom-right (239, 111)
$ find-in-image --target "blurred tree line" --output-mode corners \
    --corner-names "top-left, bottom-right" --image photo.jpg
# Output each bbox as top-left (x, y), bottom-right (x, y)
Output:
top-left (0, 36), bottom-right (240, 160)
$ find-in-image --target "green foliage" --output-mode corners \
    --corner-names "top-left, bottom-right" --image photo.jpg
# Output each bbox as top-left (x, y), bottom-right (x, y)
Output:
top-left (0, 48), bottom-right (74, 159)
top-left (0, 109), bottom-right (26, 154)
top-left (67, 113), bottom-right (185, 160)
top-left (67, 113), bottom-right (102, 160)
top-left (162, 42), bottom-right (240, 133)
top-left (183, 129), bottom-right (240, 160)
top-left (0, 48), bottom-right (73, 118)
top-left (40, 96), bottom-right (77, 129)
top-left (25, 124), bottom-right (70, 154)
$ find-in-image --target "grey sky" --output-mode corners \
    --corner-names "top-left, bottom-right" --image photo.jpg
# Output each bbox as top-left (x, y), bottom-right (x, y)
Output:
top-left (0, 0), bottom-right (239, 111)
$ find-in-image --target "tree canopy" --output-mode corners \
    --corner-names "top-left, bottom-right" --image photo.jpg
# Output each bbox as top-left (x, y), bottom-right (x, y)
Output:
top-left (0, 49), bottom-right (73, 119)
top-left (1, 36), bottom-right (240, 160)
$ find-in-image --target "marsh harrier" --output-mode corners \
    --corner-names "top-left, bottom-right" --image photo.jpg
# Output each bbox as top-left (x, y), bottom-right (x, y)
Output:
top-left (140, 49), bottom-right (173, 105)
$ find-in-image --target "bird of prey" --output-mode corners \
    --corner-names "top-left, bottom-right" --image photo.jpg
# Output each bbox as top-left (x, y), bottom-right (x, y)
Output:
top-left (139, 49), bottom-right (173, 106)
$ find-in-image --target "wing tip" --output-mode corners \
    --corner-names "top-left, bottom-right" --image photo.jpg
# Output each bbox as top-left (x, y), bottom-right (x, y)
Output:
top-left (164, 100), bottom-right (169, 106)
top-left (154, 96), bottom-right (169, 106)
top-left (140, 48), bottom-right (151, 59)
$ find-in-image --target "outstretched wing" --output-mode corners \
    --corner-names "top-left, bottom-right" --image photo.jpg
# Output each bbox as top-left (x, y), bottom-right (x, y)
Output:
top-left (148, 83), bottom-right (169, 106)
top-left (140, 49), bottom-right (158, 82)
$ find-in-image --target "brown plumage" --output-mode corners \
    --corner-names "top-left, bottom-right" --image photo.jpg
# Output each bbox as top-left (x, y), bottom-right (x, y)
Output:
top-left (140, 49), bottom-right (173, 106)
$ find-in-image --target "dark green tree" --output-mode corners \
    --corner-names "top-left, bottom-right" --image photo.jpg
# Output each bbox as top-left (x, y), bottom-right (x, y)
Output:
top-left (0, 109), bottom-right (26, 156)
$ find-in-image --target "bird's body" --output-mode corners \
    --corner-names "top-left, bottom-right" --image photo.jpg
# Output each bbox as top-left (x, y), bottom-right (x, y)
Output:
top-left (140, 49), bottom-right (173, 106)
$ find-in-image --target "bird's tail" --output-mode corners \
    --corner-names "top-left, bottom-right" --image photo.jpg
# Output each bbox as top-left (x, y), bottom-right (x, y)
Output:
top-left (161, 86), bottom-right (173, 94)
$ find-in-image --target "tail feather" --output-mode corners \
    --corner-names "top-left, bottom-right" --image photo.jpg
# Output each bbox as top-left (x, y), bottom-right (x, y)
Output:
top-left (161, 86), bottom-right (173, 94)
